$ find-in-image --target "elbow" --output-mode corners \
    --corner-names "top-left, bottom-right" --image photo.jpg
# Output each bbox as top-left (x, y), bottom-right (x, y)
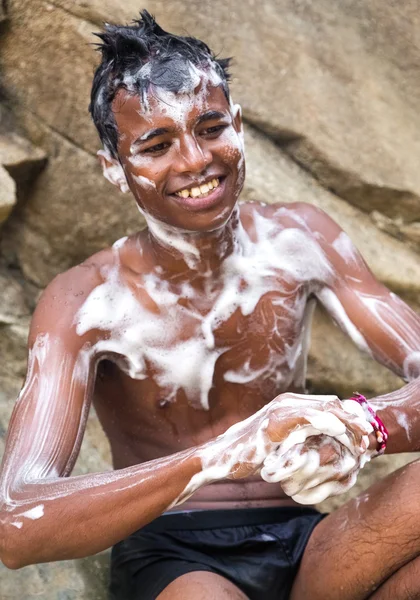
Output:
top-left (1, 553), bottom-right (25, 571)
top-left (0, 508), bottom-right (30, 570)
top-left (0, 526), bottom-right (36, 569)
top-left (0, 529), bottom-right (21, 570)
top-left (0, 530), bottom-right (30, 570)
top-left (0, 534), bottom-right (18, 570)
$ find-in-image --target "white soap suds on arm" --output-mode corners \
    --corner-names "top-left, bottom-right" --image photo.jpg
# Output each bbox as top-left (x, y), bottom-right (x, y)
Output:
top-left (174, 395), bottom-right (373, 507)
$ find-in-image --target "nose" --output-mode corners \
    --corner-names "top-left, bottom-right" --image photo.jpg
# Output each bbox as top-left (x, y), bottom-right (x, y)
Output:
top-left (173, 134), bottom-right (212, 174)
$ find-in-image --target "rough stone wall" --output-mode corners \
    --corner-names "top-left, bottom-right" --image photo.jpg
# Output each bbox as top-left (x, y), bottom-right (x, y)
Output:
top-left (0, 1), bottom-right (420, 596)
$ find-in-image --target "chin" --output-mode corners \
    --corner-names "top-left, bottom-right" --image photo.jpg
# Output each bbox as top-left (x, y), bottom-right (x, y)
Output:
top-left (178, 199), bottom-right (238, 233)
top-left (138, 183), bottom-right (239, 233)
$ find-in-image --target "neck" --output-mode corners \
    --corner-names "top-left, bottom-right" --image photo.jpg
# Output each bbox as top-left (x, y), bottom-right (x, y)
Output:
top-left (144, 208), bottom-right (241, 275)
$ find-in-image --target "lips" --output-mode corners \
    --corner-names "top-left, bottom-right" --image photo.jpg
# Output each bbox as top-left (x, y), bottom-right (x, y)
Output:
top-left (169, 176), bottom-right (227, 211)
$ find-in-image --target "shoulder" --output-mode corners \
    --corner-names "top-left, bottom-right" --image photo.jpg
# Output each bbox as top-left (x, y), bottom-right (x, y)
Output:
top-left (240, 201), bottom-right (360, 280)
top-left (30, 232), bottom-right (152, 342)
top-left (29, 245), bottom-right (116, 345)
top-left (270, 201), bottom-right (342, 236)
top-left (240, 200), bottom-right (343, 240)
top-left (240, 200), bottom-right (333, 223)
top-left (267, 202), bottom-right (372, 280)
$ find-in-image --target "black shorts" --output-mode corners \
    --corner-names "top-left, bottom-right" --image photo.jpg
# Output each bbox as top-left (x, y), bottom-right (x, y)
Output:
top-left (109, 506), bottom-right (325, 600)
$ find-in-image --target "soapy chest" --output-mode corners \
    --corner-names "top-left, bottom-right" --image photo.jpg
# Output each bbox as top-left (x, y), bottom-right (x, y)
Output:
top-left (95, 289), bottom-right (311, 467)
top-left (92, 281), bottom-right (316, 462)
top-left (77, 223), bottom-right (332, 415)
top-left (85, 268), bottom-right (314, 415)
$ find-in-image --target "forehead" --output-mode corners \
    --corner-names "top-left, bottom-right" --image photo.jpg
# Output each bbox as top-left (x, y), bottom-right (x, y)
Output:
top-left (112, 81), bottom-right (231, 137)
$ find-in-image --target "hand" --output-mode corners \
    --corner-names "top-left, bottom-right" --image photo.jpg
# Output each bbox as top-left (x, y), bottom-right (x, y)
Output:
top-left (179, 393), bottom-right (372, 507)
top-left (198, 393), bottom-right (372, 491)
top-left (259, 395), bottom-right (374, 503)
top-left (262, 435), bottom-right (366, 504)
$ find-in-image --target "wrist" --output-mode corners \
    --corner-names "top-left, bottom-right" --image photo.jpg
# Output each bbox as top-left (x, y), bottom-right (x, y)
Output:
top-left (369, 403), bottom-right (415, 454)
top-left (350, 393), bottom-right (388, 455)
top-left (170, 444), bottom-right (222, 509)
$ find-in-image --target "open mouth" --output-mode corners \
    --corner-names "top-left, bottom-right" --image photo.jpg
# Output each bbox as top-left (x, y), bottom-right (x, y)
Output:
top-left (169, 176), bottom-right (227, 211)
top-left (173, 177), bottom-right (223, 200)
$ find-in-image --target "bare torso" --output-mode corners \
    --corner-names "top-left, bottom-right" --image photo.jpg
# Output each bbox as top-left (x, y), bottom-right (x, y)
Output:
top-left (2, 193), bottom-right (419, 578)
top-left (87, 202), bottom-right (327, 509)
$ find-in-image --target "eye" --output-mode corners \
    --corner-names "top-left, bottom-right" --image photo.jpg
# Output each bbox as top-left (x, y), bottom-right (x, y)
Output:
top-left (142, 142), bottom-right (170, 154)
top-left (201, 124), bottom-right (228, 137)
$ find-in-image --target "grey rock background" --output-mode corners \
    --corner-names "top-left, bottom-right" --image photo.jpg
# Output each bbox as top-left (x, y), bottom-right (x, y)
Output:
top-left (1, 0), bottom-right (420, 596)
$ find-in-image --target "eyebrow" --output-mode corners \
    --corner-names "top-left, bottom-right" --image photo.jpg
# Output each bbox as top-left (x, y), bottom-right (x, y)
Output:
top-left (132, 111), bottom-right (229, 148)
top-left (135, 127), bottom-right (175, 144)
top-left (196, 110), bottom-right (229, 125)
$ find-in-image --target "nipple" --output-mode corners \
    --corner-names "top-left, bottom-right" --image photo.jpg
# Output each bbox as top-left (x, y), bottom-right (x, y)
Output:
top-left (158, 398), bottom-right (171, 409)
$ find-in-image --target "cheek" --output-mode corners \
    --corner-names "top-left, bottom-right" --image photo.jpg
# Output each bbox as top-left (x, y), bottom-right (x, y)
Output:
top-left (130, 175), bottom-right (161, 220)
top-left (130, 174), bottom-right (158, 199)
top-left (124, 154), bottom-right (169, 191)
top-left (127, 153), bottom-right (154, 170)
top-left (123, 155), bottom-right (159, 197)
top-left (218, 128), bottom-right (245, 167)
top-left (219, 142), bottom-right (245, 180)
top-left (218, 131), bottom-right (246, 194)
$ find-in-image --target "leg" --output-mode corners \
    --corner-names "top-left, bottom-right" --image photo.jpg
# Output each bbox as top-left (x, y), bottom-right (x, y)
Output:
top-left (369, 555), bottom-right (420, 600)
top-left (156, 571), bottom-right (249, 600)
top-left (290, 458), bottom-right (420, 600)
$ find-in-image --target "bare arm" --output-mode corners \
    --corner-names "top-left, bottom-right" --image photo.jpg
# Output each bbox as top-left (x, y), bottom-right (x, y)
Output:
top-left (0, 261), bottom-right (372, 567)
top-left (297, 203), bottom-right (420, 453)
top-left (0, 269), bottom-right (203, 569)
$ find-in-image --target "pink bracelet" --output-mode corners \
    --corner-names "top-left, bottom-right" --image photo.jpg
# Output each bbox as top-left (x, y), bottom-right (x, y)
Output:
top-left (350, 393), bottom-right (388, 455)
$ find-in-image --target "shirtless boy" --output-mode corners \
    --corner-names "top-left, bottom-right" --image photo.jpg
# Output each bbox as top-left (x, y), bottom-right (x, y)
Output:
top-left (2, 11), bottom-right (420, 600)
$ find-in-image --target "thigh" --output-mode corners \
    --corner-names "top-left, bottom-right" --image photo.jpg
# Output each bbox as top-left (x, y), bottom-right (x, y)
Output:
top-left (369, 555), bottom-right (420, 600)
top-left (156, 571), bottom-right (249, 600)
top-left (291, 458), bottom-right (420, 600)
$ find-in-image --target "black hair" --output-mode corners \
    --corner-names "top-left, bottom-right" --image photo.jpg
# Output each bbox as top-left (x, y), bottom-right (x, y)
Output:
top-left (89, 10), bottom-right (232, 157)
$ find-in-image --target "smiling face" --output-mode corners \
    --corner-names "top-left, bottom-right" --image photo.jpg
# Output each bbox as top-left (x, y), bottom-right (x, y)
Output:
top-left (99, 76), bottom-right (245, 233)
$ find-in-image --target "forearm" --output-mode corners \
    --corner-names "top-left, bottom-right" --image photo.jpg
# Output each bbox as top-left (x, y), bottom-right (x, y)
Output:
top-left (369, 377), bottom-right (420, 454)
top-left (0, 446), bottom-right (202, 568)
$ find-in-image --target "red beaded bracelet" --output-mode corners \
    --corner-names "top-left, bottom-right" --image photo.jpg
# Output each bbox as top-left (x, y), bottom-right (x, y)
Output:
top-left (350, 393), bottom-right (388, 455)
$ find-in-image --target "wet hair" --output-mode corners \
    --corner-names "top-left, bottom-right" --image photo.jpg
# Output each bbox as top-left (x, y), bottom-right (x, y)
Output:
top-left (89, 10), bottom-right (232, 157)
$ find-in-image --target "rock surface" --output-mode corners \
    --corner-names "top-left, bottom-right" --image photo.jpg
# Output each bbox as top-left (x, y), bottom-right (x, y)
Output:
top-left (1, 1), bottom-right (420, 597)
top-left (0, 165), bottom-right (15, 224)
top-left (0, 107), bottom-right (47, 226)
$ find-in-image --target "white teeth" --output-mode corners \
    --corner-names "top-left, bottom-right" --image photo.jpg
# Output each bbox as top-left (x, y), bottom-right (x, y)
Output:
top-left (175, 178), bottom-right (220, 199)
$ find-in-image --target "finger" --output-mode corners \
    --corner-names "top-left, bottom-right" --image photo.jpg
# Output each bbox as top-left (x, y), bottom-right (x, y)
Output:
top-left (273, 449), bottom-right (327, 496)
top-left (296, 436), bottom-right (341, 467)
top-left (330, 405), bottom-right (369, 435)
top-left (260, 444), bottom-right (308, 483)
top-left (317, 439), bottom-right (342, 466)
top-left (341, 399), bottom-right (374, 450)
top-left (334, 403), bottom-right (372, 437)
top-left (288, 393), bottom-right (340, 405)
top-left (265, 413), bottom-right (310, 443)
top-left (265, 436), bottom-right (349, 493)
top-left (291, 469), bottom-right (359, 504)
top-left (309, 452), bottom-right (358, 489)
top-left (290, 459), bottom-right (361, 504)
top-left (281, 448), bottom-right (359, 497)
top-left (327, 407), bottom-right (370, 453)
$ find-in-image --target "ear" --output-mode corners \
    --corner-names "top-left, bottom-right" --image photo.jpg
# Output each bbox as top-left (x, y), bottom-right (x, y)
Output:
top-left (232, 103), bottom-right (243, 136)
top-left (97, 149), bottom-right (129, 194)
